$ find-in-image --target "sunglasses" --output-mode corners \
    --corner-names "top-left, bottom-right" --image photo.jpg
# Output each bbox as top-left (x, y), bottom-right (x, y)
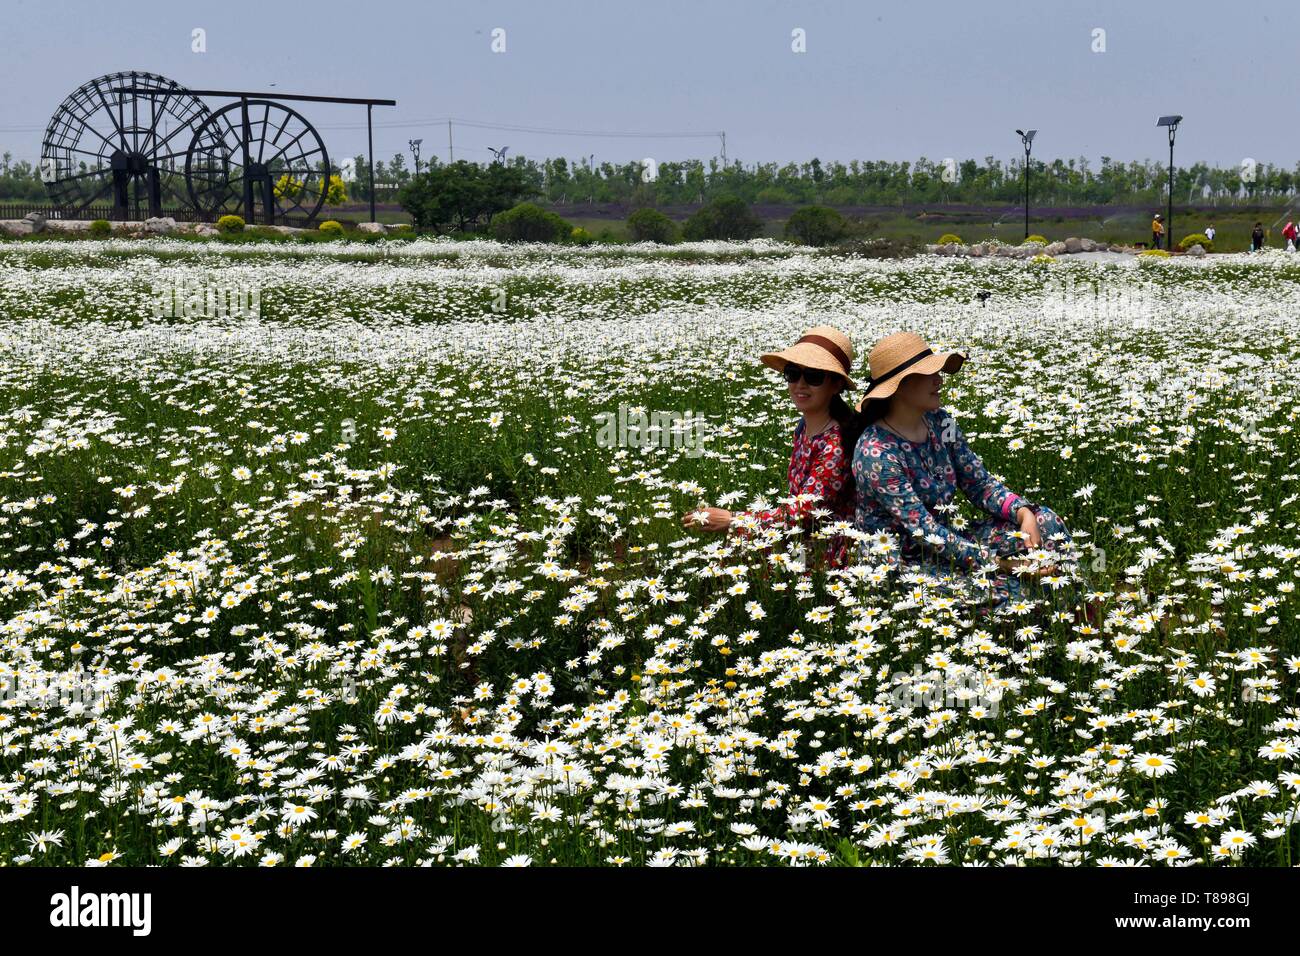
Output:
top-left (782, 363), bottom-right (830, 387)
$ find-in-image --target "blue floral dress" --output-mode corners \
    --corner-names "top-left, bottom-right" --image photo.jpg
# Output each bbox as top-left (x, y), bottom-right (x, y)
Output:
top-left (851, 408), bottom-right (1073, 611)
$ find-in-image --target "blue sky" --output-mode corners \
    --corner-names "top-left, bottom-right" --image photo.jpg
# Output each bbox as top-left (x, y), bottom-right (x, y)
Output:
top-left (2, 0), bottom-right (1296, 170)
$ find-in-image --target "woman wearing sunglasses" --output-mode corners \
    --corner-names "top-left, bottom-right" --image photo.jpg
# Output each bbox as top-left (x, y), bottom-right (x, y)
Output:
top-left (683, 326), bottom-right (861, 568)
top-left (852, 332), bottom-right (1075, 611)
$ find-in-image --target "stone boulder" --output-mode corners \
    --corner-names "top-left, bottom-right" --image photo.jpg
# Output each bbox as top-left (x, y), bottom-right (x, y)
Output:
top-left (1045, 241), bottom-right (1067, 256)
top-left (1079, 237), bottom-right (1096, 252)
top-left (1094, 241), bottom-right (1109, 252)
top-left (22, 211), bottom-right (47, 234)
top-left (143, 216), bottom-right (177, 235)
top-left (357, 222), bottom-right (385, 234)
top-left (1063, 237), bottom-right (1083, 254)
top-left (195, 224), bottom-right (220, 237)
top-left (1187, 244), bottom-right (1206, 257)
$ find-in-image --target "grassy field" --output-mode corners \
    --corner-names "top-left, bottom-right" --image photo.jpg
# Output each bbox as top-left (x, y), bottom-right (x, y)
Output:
top-left (0, 238), bottom-right (1298, 866)
top-left (313, 202), bottom-right (1293, 251)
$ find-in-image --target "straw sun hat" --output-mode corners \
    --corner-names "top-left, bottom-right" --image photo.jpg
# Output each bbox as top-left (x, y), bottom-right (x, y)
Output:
top-left (760, 325), bottom-right (857, 389)
top-left (856, 332), bottom-right (965, 410)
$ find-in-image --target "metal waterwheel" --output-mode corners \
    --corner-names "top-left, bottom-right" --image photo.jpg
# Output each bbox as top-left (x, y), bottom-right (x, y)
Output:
top-left (40, 71), bottom-right (211, 218)
top-left (185, 99), bottom-right (330, 224)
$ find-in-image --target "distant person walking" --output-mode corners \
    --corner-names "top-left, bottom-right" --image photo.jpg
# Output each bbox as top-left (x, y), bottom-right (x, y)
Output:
top-left (1151, 214), bottom-right (1165, 249)
top-left (1252, 222), bottom-right (1265, 252)
top-left (1205, 223), bottom-right (1216, 244)
top-left (1284, 221), bottom-right (1298, 251)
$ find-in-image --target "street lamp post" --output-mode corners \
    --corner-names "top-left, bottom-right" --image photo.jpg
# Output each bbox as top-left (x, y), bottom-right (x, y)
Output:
top-left (409, 138), bottom-right (422, 176)
top-left (1157, 115), bottom-right (1182, 250)
top-left (1016, 129), bottom-right (1036, 240)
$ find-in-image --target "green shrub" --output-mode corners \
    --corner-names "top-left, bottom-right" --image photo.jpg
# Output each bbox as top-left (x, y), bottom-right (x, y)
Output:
top-left (626, 208), bottom-right (679, 244)
top-left (754, 186), bottom-right (796, 205)
top-left (682, 196), bottom-right (764, 241)
top-left (318, 220), bottom-right (344, 238)
top-left (937, 233), bottom-right (962, 245)
top-left (217, 215), bottom-right (245, 235)
top-left (784, 206), bottom-right (848, 247)
top-left (569, 226), bottom-right (594, 245)
top-left (1023, 234), bottom-right (1048, 245)
top-left (1178, 233), bottom-right (1212, 253)
top-left (88, 219), bottom-right (112, 239)
top-left (1139, 248), bottom-right (1171, 258)
top-left (490, 202), bottom-right (572, 242)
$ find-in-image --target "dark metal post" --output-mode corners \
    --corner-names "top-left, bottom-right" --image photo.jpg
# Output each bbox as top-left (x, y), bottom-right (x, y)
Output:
top-left (1016, 130), bottom-right (1035, 240)
top-left (1167, 130), bottom-right (1175, 251)
top-left (1024, 149), bottom-right (1030, 239)
top-left (240, 97), bottom-right (255, 223)
top-left (367, 104), bottom-right (376, 223)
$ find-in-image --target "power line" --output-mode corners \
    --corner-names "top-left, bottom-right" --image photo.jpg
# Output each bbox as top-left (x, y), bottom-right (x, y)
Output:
top-left (316, 116), bottom-right (722, 139)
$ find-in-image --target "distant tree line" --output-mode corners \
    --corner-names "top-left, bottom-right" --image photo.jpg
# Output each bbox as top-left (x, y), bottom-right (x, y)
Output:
top-left (7, 148), bottom-right (1300, 208)
top-left (368, 154), bottom-right (1300, 208)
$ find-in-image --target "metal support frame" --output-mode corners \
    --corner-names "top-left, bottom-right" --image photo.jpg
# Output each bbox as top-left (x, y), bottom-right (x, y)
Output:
top-left (83, 82), bottom-right (396, 225)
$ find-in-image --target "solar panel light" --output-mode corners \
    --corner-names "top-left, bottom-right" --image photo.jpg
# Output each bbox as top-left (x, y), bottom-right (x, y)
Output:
top-left (1156, 115), bottom-right (1183, 127)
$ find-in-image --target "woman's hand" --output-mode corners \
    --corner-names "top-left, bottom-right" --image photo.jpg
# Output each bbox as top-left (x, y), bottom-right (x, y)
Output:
top-left (682, 506), bottom-right (733, 532)
top-left (1016, 505), bottom-right (1042, 549)
top-left (998, 556), bottom-right (1058, 578)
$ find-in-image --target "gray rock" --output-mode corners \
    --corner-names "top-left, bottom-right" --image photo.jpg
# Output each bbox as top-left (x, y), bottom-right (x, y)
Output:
top-left (22, 211), bottom-right (47, 233)
top-left (357, 222), bottom-right (384, 234)
top-left (1045, 241), bottom-right (1067, 256)
top-left (195, 224), bottom-right (220, 237)
top-left (143, 216), bottom-right (177, 234)
top-left (1187, 243), bottom-right (1206, 257)
top-left (46, 219), bottom-right (94, 233)
top-left (1094, 241), bottom-right (1109, 251)
top-left (1063, 237), bottom-right (1083, 254)
top-left (1079, 237), bottom-right (1096, 252)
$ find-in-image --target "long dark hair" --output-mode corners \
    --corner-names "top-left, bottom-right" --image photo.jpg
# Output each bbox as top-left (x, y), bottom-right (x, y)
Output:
top-left (827, 376), bottom-right (870, 490)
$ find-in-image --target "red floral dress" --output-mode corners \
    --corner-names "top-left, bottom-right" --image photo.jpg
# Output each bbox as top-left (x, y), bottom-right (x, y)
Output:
top-left (735, 418), bottom-right (855, 568)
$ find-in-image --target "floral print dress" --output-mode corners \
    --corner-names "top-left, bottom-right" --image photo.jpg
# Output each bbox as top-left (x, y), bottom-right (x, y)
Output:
top-left (851, 408), bottom-right (1073, 609)
top-left (736, 418), bottom-right (855, 568)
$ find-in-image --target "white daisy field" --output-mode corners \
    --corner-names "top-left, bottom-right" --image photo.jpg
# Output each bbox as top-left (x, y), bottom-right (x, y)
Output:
top-left (1, 237), bottom-right (1298, 867)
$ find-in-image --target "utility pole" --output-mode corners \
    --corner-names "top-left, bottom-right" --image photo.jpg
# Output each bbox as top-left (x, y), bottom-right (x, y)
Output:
top-left (720, 132), bottom-right (726, 168)
top-left (367, 104), bottom-right (375, 223)
top-left (448, 120), bottom-right (454, 163)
